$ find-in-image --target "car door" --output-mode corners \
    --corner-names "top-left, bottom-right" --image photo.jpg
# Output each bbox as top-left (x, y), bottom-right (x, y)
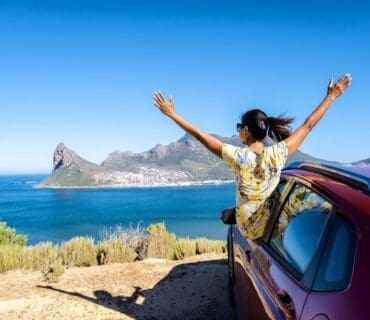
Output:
top-left (234, 180), bottom-right (335, 320)
top-left (232, 180), bottom-right (289, 319)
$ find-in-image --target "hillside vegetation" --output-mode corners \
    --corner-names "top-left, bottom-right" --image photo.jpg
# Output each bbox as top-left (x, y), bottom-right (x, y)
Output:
top-left (0, 222), bottom-right (226, 282)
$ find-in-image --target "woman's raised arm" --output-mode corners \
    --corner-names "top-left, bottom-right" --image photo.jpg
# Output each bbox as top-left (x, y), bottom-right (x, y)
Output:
top-left (284, 73), bottom-right (352, 155)
top-left (153, 91), bottom-right (224, 158)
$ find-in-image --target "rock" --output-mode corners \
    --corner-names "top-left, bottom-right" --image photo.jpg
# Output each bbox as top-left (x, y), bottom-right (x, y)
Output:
top-left (53, 143), bottom-right (77, 170)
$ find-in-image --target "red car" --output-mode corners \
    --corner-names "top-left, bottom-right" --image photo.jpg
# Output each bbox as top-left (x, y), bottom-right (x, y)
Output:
top-left (225, 162), bottom-right (370, 320)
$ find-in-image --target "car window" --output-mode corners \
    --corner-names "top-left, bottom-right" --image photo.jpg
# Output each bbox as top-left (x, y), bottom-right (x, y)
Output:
top-left (313, 214), bottom-right (356, 292)
top-left (251, 180), bottom-right (288, 238)
top-left (269, 184), bottom-right (332, 274)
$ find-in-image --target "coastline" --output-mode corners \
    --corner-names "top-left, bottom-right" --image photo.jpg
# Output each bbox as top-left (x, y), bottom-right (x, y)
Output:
top-left (35, 179), bottom-right (236, 189)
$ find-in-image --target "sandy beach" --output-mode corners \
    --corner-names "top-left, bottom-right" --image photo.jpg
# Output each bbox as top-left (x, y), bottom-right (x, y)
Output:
top-left (0, 253), bottom-right (233, 320)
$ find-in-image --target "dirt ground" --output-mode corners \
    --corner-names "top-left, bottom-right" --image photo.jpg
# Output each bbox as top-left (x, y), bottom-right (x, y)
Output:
top-left (0, 253), bottom-right (234, 320)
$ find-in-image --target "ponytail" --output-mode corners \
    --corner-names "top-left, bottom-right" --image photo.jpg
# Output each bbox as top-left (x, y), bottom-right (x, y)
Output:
top-left (241, 109), bottom-right (294, 142)
top-left (266, 115), bottom-right (294, 141)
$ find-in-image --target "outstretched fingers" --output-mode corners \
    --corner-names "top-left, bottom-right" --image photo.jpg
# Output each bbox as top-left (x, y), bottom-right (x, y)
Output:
top-left (153, 91), bottom-right (164, 108)
top-left (154, 91), bottom-right (166, 104)
top-left (335, 73), bottom-right (352, 93)
top-left (338, 73), bottom-right (352, 85)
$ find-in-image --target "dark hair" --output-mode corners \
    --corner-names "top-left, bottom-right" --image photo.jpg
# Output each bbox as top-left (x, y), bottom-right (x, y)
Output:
top-left (241, 109), bottom-right (294, 142)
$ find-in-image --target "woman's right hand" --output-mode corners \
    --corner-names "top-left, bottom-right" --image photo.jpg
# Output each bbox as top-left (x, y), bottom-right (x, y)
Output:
top-left (327, 73), bottom-right (352, 101)
top-left (153, 91), bottom-right (175, 117)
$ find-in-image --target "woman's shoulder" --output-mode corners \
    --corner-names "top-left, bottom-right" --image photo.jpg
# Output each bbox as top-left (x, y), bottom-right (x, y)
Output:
top-left (222, 143), bottom-right (253, 165)
top-left (264, 141), bottom-right (288, 165)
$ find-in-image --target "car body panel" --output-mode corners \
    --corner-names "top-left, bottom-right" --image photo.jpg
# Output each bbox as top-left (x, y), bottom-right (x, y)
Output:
top-left (229, 165), bottom-right (370, 320)
top-left (233, 224), bottom-right (308, 320)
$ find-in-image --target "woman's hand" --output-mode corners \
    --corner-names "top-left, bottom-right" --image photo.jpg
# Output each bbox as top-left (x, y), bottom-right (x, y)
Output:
top-left (153, 91), bottom-right (175, 117)
top-left (152, 91), bottom-right (223, 158)
top-left (285, 73), bottom-right (352, 155)
top-left (327, 73), bottom-right (352, 101)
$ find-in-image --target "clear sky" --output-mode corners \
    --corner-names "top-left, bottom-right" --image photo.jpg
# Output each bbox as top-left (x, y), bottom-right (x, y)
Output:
top-left (1, 0), bottom-right (369, 173)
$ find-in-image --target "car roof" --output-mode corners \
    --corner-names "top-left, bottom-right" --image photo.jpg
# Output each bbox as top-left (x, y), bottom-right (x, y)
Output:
top-left (286, 162), bottom-right (370, 194)
top-left (283, 162), bottom-right (370, 224)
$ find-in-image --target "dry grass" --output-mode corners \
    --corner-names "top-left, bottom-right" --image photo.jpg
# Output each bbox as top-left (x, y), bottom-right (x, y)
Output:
top-left (173, 238), bottom-right (197, 260)
top-left (195, 238), bottom-right (226, 254)
top-left (97, 239), bottom-right (137, 264)
top-left (99, 223), bottom-right (145, 248)
top-left (0, 223), bottom-right (226, 282)
top-left (146, 223), bottom-right (176, 259)
top-left (0, 244), bottom-right (22, 272)
top-left (59, 237), bottom-right (97, 267)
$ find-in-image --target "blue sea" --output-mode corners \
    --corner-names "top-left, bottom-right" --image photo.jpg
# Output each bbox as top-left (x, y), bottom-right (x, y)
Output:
top-left (0, 175), bottom-right (235, 245)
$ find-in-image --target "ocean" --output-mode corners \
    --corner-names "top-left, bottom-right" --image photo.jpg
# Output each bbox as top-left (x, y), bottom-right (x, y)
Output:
top-left (0, 175), bottom-right (236, 245)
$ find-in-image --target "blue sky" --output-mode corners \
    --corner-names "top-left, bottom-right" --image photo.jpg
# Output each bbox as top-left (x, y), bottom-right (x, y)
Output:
top-left (0, 0), bottom-right (369, 173)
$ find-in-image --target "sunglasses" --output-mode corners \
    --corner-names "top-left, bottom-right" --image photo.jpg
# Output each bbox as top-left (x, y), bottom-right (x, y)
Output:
top-left (236, 123), bottom-right (245, 132)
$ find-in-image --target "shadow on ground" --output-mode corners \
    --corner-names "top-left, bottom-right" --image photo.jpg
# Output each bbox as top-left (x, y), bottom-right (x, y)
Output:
top-left (38, 259), bottom-right (234, 320)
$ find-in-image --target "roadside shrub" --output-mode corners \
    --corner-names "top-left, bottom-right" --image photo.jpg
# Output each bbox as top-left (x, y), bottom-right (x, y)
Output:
top-left (173, 238), bottom-right (197, 260)
top-left (42, 260), bottom-right (65, 283)
top-left (99, 223), bottom-right (144, 249)
top-left (0, 222), bottom-right (27, 246)
top-left (20, 242), bottom-right (64, 282)
top-left (97, 239), bottom-right (137, 264)
top-left (21, 242), bottom-right (60, 270)
top-left (146, 223), bottom-right (176, 259)
top-left (0, 244), bottom-right (22, 272)
top-left (196, 238), bottom-right (227, 254)
top-left (59, 237), bottom-right (97, 267)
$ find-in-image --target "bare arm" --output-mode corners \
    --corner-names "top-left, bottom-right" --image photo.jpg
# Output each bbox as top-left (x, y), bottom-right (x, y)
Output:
top-left (285, 73), bottom-right (352, 155)
top-left (153, 92), bottom-right (223, 158)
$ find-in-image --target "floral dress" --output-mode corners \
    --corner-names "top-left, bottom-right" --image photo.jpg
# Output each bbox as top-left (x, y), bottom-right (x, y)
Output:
top-left (222, 141), bottom-right (288, 239)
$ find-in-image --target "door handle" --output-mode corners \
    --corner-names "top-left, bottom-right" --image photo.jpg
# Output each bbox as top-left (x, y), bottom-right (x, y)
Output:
top-left (275, 289), bottom-right (296, 319)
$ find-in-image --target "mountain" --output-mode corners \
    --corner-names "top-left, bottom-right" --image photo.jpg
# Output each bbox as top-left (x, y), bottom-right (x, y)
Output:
top-left (39, 143), bottom-right (105, 186)
top-left (39, 134), bottom-right (334, 187)
top-left (352, 158), bottom-right (370, 165)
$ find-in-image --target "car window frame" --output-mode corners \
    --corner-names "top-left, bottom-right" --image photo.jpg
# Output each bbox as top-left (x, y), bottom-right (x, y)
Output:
top-left (259, 175), bottom-right (338, 289)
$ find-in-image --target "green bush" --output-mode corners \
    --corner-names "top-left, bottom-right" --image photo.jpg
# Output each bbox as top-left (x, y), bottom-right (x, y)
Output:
top-left (146, 223), bottom-right (176, 259)
top-left (59, 237), bottom-right (97, 267)
top-left (0, 222), bottom-right (27, 246)
top-left (196, 238), bottom-right (226, 254)
top-left (97, 239), bottom-right (137, 264)
top-left (173, 238), bottom-right (197, 260)
top-left (0, 244), bottom-right (23, 272)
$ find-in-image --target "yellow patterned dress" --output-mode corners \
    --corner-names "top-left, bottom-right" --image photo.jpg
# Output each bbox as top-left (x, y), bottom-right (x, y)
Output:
top-left (222, 141), bottom-right (288, 239)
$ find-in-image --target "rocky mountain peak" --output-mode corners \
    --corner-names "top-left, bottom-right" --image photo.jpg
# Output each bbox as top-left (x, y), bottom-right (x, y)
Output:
top-left (53, 143), bottom-right (80, 171)
top-left (149, 144), bottom-right (167, 159)
top-left (177, 133), bottom-right (199, 149)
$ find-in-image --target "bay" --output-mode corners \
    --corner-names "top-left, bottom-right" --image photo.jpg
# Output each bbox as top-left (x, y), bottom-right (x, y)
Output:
top-left (0, 175), bottom-right (235, 245)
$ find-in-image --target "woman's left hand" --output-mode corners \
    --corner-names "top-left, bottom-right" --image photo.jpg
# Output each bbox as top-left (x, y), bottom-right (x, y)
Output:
top-left (153, 91), bottom-right (175, 117)
top-left (327, 73), bottom-right (352, 101)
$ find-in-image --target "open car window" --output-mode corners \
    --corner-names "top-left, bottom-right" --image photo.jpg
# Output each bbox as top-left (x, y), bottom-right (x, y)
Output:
top-left (268, 183), bottom-right (332, 275)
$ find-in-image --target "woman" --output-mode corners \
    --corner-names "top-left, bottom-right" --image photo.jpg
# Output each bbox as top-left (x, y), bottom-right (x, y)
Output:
top-left (153, 73), bottom-right (351, 239)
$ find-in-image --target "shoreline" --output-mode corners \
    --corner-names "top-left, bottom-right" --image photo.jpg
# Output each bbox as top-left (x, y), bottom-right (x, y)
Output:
top-left (35, 179), bottom-right (236, 189)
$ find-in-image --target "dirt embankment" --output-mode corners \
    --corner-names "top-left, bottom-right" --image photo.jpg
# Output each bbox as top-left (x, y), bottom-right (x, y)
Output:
top-left (0, 253), bottom-right (233, 320)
